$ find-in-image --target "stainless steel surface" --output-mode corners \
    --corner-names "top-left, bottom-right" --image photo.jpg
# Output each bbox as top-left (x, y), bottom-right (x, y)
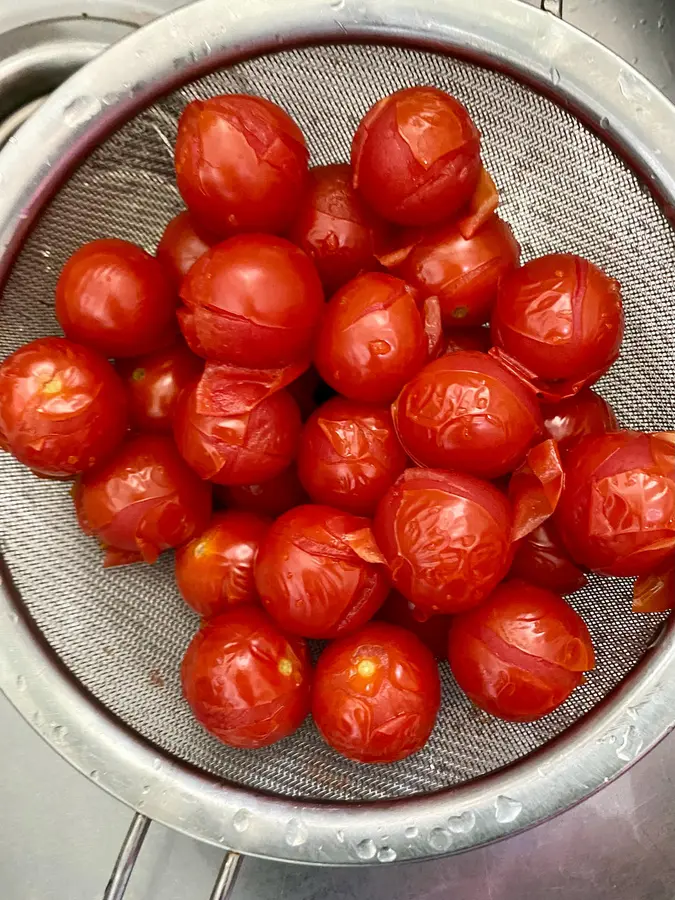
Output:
top-left (209, 854), bottom-right (243, 900)
top-left (103, 814), bottom-right (151, 900)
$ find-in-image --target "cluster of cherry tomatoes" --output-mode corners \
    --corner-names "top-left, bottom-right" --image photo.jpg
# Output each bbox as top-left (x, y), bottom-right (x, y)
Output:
top-left (1, 86), bottom-right (673, 765)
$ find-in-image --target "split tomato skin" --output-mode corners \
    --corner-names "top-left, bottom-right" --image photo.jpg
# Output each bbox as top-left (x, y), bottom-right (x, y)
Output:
top-left (312, 621), bottom-right (441, 763)
top-left (181, 606), bottom-right (312, 749)
top-left (509, 520), bottom-right (588, 595)
top-left (542, 388), bottom-right (618, 456)
top-left (215, 465), bottom-right (309, 519)
top-left (156, 211), bottom-right (212, 286)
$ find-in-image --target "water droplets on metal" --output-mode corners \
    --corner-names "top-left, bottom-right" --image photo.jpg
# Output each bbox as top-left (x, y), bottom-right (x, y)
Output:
top-left (232, 809), bottom-right (251, 833)
top-left (377, 846), bottom-right (397, 863)
top-left (355, 838), bottom-right (377, 860)
top-left (405, 825), bottom-right (419, 840)
top-left (52, 724), bottom-right (68, 743)
top-left (284, 818), bottom-right (309, 847)
top-left (616, 724), bottom-right (644, 762)
top-left (550, 67), bottom-right (561, 87)
top-left (15, 674), bottom-right (27, 692)
top-left (428, 827), bottom-right (452, 852)
top-left (63, 96), bottom-right (103, 129)
top-left (494, 795), bottom-right (523, 824)
top-left (447, 810), bottom-right (476, 834)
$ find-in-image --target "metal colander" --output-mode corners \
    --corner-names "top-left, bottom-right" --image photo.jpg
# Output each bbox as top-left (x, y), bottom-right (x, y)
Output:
top-left (1, 0), bottom-right (675, 891)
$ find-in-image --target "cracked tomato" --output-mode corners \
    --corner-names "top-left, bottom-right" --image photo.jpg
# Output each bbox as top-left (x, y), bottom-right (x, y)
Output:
top-left (542, 388), bottom-right (618, 456)
top-left (156, 211), bottom-right (213, 286)
top-left (509, 520), bottom-right (588, 596)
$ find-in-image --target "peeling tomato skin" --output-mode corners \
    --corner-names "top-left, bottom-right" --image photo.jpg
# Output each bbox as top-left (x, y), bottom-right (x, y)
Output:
top-left (156, 212), bottom-right (213, 286)
top-left (508, 439), bottom-right (564, 542)
top-left (542, 388), bottom-right (618, 456)
top-left (509, 520), bottom-right (588, 595)
top-left (215, 465), bottom-right (309, 518)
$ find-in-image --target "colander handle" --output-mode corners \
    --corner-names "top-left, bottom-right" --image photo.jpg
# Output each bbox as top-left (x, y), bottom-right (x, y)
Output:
top-left (102, 812), bottom-right (243, 900)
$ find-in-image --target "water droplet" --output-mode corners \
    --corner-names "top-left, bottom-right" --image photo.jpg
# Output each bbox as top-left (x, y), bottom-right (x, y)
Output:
top-left (329, 0), bottom-right (345, 8)
top-left (90, 769), bottom-right (99, 781)
top-left (40, 248), bottom-right (51, 259)
top-left (141, 784), bottom-right (150, 795)
top-left (63, 95), bottom-right (103, 128)
top-left (617, 724), bottom-right (644, 761)
top-left (152, 758), bottom-right (162, 771)
top-left (494, 796), bottom-right (523, 824)
top-left (599, 116), bottom-right (610, 130)
top-left (16, 675), bottom-right (27, 692)
top-left (356, 838), bottom-right (377, 860)
top-left (550, 67), bottom-right (561, 86)
top-left (377, 846), bottom-right (397, 863)
top-left (405, 825), bottom-right (419, 840)
top-left (447, 810), bottom-right (476, 834)
top-left (285, 818), bottom-right (309, 847)
top-left (336, 829), bottom-right (345, 843)
top-left (233, 809), bottom-right (251, 833)
top-left (32, 710), bottom-right (44, 728)
top-left (428, 828), bottom-right (451, 852)
top-left (52, 724), bottom-right (68, 742)
top-left (657, 15), bottom-right (665, 30)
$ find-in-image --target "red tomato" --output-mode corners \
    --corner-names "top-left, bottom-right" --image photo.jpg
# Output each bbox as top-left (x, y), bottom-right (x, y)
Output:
top-left (175, 510), bottom-right (269, 617)
top-left (508, 439), bottom-right (564, 541)
top-left (297, 397), bottom-right (407, 516)
top-left (542, 388), bottom-right (618, 455)
top-left (254, 504), bottom-right (389, 639)
top-left (285, 367), bottom-right (324, 421)
top-left (74, 433), bottom-right (212, 565)
top-left (444, 327), bottom-right (491, 355)
top-left (633, 566), bottom-right (674, 613)
top-left (377, 590), bottom-right (452, 659)
top-left (181, 607), bottom-right (311, 749)
top-left (156, 211), bottom-right (212, 286)
top-left (55, 239), bottom-right (177, 358)
top-left (215, 465), bottom-right (309, 518)
top-left (288, 163), bottom-right (389, 294)
top-left (116, 342), bottom-right (203, 434)
top-left (392, 351), bottom-right (543, 479)
top-left (448, 580), bottom-right (595, 722)
top-left (312, 622), bottom-right (441, 763)
top-left (509, 520), bottom-right (588, 595)
top-left (179, 234), bottom-right (324, 368)
top-left (0, 338), bottom-right (127, 477)
top-left (492, 254), bottom-right (624, 396)
top-left (555, 431), bottom-right (675, 577)
top-left (174, 94), bottom-right (309, 238)
top-left (457, 167), bottom-right (500, 239)
top-left (314, 272), bottom-right (427, 403)
top-left (373, 468), bottom-right (513, 615)
top-left (351, 87), bottom-right (481, 227)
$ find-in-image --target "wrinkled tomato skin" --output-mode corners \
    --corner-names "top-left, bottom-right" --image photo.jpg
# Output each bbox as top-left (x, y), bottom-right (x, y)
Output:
top-left (175, 510), bottom-right (269, 617)
top-left (392, 351), bottom-right (543, 479)
top-left (542, 388), bottom-right (618, 456)
top-left (444, 327), bottom-right (491, 355)
top-left (55, 239), bottom-right (177, 358)
top-left (174, 94), bottom-right (309, 239)
top-left (297, 397), bottom-right (407, 516)
top-left (254, 504), bottom-right (389, 639)
top-left (156, 212), bottom-right (212, 286)
top-left (314, 272), bottom-right (427, 403)
top-left (0, 338), bottom-right (128, 477)
top-left (509, 520), bottom-right (588, 595)
top-left (377, 590), bottom-right (452, 659)
top-left (116, 342), bottom-right (203, 434)
top-left (74, 434), bottom-right (212, 563)
top-left (312, 622), bottom-right (441, 763)
top-left (215, 465), bottom-right (309, 518)
top-left (555, 431), bottom-right (675, 577)
top-left (448, 580), bottom-right (595, 722)
top-left (373, 468), bottom-right (513, 615)
top-left (179, 234), bottom-right (325, 368)
top-left (351, 87), bottom-right (481, 227)
top-left (288, 163), bottom-right (389, 294)
top-left (181, 607), bottom-right (311, 749)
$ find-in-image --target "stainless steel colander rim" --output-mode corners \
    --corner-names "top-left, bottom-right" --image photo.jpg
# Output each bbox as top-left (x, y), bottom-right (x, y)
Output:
top-left (1, 0), bottom-right (675, 865)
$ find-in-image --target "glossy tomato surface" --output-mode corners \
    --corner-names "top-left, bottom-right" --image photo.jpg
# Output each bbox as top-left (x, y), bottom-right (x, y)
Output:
top-left (181, 606), bottom-right (311, 749)
top-left (74, 433), bottom-right (212, 565)
top-left (444, 327), bottom-right (491, 355)
top-left (116, 341), bottom-right (202, 433)
top-left (215, 465), bottom-right (309, 518)
top-left (156, 211), bottom-right (212, 286)
top-left (297, 397), bottom-right (407, 516)
top-left (373, 468), bottom-right (513, 615)
top-left (179, 234), bottom-right (324, 368)
top-left (312, 622), bottom-right (441, 763)
top-left (448, 580), bottom-right (595, 721)
top-left (351, 86), bottom-right (481, 226)
top-left (0, 338), bottom-right (128, 477)
top-left (542, 388), bottom-right (618, 455)
top-left (254, 504), bottom-right (389, 639)
top-left (175, 510), bottom-right (269, 617)
top-left (377, 590), bottom-right (452, 659)
top-left (314, 272), bottom-right (427, 403)
top-left (174, 94), bottom-right (309, 238)
top-left (288, 163), bottom-right (389, 294)
top-left (392, 350), bottom-right (543, 479)
top-left (55, 239), bottom-right (177, 358)
top-left (509, 520), bottom-right (588, 595)
top-left (555, 431), bottom-right (675, 577)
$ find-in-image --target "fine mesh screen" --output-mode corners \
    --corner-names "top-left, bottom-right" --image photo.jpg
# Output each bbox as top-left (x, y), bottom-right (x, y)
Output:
top-left (0, 44), bottom-right (673, 802)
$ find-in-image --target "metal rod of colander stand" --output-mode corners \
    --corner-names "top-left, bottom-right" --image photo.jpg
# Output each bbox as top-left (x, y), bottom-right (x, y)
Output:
top-left (209, 852), bottom-right (243, 900)
top-left (103, 812), bottom-right (150, 900)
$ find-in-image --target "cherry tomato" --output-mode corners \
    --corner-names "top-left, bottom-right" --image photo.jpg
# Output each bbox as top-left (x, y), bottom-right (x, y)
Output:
top-left (173, 364), bottom-right (302, 486)
top-left (509, 520), bottom-right (588, 595)
top-left (457, 167), bottom-right (500, 239)
top-left (55, 239), bottom-right (177, 358)
top-left (508, 439), bottom-right (564, 541)
top-left (288, 163), bottom-right (389, 294)
top-left (174, 94), bottom-right (309, 239)
top-left (285, 367), bottom-right (324, 421)
top-left (633, 566), bottom-right (674, 613)
top-left (312, 622), bottom-right (441, 763)
top-left (392, 351), bottom-right (543, 479)
top-left (156, 211), bottom-right (212, 286)
top-left (74, 433), bottom-right (212, 565)
top-left (314, 272), bottom-right (427, 403)
top-left (377, 590), bottom-right (451, 659)
top-left (492, 254), bottom-right (624, 397)
top-left (116, 342), bottom-right (203, 434)
top-left (0, 338), bottom-right (128, 477)
top-left (175, 510), bottom-right (269, 617)
top-left (214, 465), bottom-right (309, 518)
top-left (448, 580), bottom-right (595, 722)
top-left (181, 606), bottom-right (311, 749)
top-left (444, 327), bottom-right (491, 355)
top-left (373, 468), bottom-right (513, 615)
top-left (351, 86), bottom-right (481, 227)
top-left (254, 504), bottom-right (389, 639)
top-left (179, 234), bottom-right (324, 368)
top-left (297, 397), bottom-right (407, 516)
top-left (542, 388), bottom-right (618, 456)
top-left (555, 431), bottom-right (675, 577)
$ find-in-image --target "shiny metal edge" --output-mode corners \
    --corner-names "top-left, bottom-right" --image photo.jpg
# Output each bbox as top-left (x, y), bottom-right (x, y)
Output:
top-left (1, 0), bottom-right (675, 865)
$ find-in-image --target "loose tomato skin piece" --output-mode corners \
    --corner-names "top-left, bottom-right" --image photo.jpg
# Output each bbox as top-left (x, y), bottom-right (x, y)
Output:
top-left (509, 520), bottom-right (588, 595)
top-left (351, 87), bottom-right (481, 227)
top-left (181, 606), bottom-right (311, 749)
top-left (373, 468), bottom-right (513, 615)
top-left (633, 566), bottom-right (675, 613)
top-left (377, 590), bottom-right (452, 659)
top-left (156, 211), bottom-right (212, 286)
top-left (555, 431), bottom-right (675, 577)
top-left (74, 433), bottom-right (212, 564)
top-left (392, 350), bottom-right (543, 479)
top-left (254, 504), bottom-right (389, 639)
top-left (0, 338), bottom-right (128, 477)
top-left (55, 239), bottom-right (177, 358)
top-left (508, 439), bottom-right (564, 541)
top-left (542, 388), bottom-right (618, 456)
top-left (312, 621), bottom-right (441, 763)
top-left (297, 397), bottom-right (407, 516)
top-left (174, 94), bottom-right (309, 239)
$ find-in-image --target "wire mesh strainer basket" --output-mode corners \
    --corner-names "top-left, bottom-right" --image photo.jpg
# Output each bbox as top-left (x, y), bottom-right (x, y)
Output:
top-left (1, 0), bottom-right (675, 895)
